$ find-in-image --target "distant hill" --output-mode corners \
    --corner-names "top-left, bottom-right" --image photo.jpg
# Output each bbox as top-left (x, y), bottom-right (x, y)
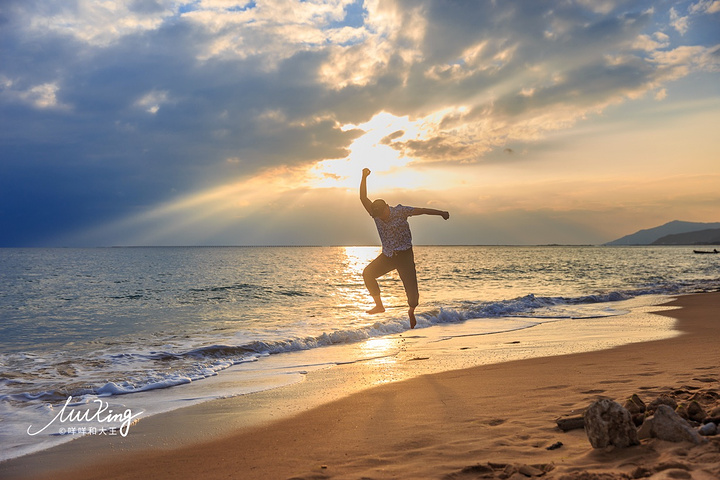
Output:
top-left (652, 228), bottom-right (720, 245)
top-left (605, 220), bottom-right (720, 246)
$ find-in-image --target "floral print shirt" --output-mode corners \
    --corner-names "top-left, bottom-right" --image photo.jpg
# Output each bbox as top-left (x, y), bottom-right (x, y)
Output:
top-left (374, 204), bottom-right (415, 257)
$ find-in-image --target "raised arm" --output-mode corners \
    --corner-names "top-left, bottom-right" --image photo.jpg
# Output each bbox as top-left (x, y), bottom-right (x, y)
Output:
top-left (360, 168), bottom-right (373, 215)
top-left (411, 207), bottom-right (450, 220)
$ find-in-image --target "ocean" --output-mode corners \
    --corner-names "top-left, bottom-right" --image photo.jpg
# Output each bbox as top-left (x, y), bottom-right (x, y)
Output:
top-left (1, 245), bottom-right (719, 461)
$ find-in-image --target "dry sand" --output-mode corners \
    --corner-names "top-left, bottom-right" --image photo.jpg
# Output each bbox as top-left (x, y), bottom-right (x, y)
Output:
top-left (2, 293), bottom-right (719, 479)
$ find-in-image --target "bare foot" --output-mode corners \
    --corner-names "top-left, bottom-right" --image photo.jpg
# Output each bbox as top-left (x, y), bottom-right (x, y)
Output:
top-left (366, 305), bottom-right (385, 315)
top-left (408, 307), bottom-right (416, 329)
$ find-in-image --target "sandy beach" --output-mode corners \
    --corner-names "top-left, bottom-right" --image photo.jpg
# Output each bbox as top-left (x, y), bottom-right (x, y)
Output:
top-left (2, 292), bottom-right (719, 479)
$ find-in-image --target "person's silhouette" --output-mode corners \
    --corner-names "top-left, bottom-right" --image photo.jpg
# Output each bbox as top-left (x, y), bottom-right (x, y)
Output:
top-left (359, 168), bottom-right (450, 328)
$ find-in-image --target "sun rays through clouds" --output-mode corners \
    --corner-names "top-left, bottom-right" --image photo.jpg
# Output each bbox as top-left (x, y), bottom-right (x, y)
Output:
top-left (2, 1), bottom-right (719, 246)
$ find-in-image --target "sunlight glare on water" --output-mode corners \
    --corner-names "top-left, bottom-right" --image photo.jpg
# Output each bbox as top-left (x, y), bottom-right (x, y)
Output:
top-left (2, 245), bottom-right (720, 461)
top-left (338, 245), bottom-right (407, 316)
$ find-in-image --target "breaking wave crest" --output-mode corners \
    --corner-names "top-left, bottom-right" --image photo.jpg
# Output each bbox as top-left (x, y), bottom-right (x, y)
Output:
top-left (4, 281), bottom-right (716, 406)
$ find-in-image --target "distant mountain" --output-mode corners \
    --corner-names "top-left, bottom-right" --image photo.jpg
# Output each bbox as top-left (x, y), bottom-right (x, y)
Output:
top-left (652, 228), bottom-right (720, 245)
top-left (605, 220), bottom-right (720, 246)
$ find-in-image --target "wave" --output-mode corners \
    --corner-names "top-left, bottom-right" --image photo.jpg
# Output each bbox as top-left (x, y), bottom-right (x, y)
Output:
top-left (187, 283), bottom-right (310, 299)
top-left (2, 281), bottom-right (718, 406)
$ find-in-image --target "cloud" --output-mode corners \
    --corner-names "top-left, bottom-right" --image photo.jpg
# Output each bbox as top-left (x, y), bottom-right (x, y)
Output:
top-left (22, 0), bottom-right (174, 47)
top-left (181, 0), bottom-right (364, 64)
top-left (671, 0), bottom-right (720, 35)
top-left (670, 7), bottom-right (690, 35)
top-left (690, 0), bottom-right (720, 15)
top-left (1, 0), bottom-right (719, 245)
top-left (633, 32), bottom-right (670, 51)
top-left (0, 79), bottom-right (70, 110)
top-left (650, 44), bottom-right (720, 81)
top-left (134, 89), bottom-right (171, 114)
top-left (6, 1), bottom-right (714, 170)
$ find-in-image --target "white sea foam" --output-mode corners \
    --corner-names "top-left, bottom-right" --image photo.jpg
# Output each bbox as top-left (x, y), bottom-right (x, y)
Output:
top-left (1, 246), bottom-right (719, 461)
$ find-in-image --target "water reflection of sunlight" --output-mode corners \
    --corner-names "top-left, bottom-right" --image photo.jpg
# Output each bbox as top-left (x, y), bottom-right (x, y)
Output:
top-left (360, 337), bottom-right (398, 365)
top-left (339, 246), bottom-right (407, 313)
top-left (334, 250), bottom-right (406, 385)
top-left (332, 246), bottom-right (381, 312)
top-left (342, 246), bottom-right (380, 276)
top-left (354, 337), bottom-right (402, 385)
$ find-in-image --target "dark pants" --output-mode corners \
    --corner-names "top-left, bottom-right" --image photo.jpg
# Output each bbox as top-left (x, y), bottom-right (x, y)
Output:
top-left (363, 248), bottom-right (419, 308)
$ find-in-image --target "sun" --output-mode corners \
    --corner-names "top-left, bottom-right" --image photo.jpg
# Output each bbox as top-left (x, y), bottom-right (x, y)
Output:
top-left (309, 112), bottom-right (425, 190)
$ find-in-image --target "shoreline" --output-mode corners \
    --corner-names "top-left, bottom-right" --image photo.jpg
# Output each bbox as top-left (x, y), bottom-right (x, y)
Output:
top-left (2, 292), bottom-right (719, 479)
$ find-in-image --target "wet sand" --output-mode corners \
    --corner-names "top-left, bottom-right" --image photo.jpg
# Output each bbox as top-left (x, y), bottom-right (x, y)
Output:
top-left (2, 293), bottom-right (719, 479)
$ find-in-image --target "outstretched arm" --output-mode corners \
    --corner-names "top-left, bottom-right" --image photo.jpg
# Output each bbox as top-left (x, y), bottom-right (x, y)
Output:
top-left (360, 168), bottom-right (373, 216)
top-left (411, 207), bottom-right (450, 220)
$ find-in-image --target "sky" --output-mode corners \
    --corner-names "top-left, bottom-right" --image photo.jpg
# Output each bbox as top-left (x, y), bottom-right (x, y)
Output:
top-left (1, 0), bottom-right (719, 247)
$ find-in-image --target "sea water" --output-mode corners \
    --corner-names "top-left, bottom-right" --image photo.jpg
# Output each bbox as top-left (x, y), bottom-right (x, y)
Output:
top-left (1, 245), bottom-right (719, 460)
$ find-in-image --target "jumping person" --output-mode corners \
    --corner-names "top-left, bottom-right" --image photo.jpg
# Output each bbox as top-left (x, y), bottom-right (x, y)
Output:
top-left (359, 168), bottom-right (450, 328)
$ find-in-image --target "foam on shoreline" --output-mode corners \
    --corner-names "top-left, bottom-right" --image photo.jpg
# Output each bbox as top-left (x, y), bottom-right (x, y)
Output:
top-left (0, 294), bottom-right (684, 477)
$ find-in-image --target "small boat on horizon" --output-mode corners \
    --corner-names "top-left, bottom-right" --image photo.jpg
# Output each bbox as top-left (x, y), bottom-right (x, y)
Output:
top-left (693, 249), bottom-right (719, 254)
